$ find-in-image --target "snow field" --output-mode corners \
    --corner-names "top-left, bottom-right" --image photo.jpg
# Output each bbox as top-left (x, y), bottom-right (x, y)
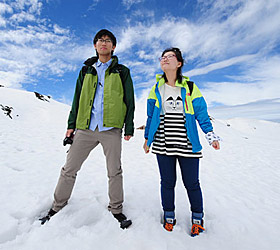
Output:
top-left (1, 87), bottom-right (280, 250)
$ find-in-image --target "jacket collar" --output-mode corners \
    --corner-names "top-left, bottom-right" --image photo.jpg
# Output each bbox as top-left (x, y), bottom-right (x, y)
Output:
top-left (84, 55), bottom-right (118, 68)
top-left (96, 58), bottom-right (112, 68)
top-left (155, 74), bottom-right (190, 87)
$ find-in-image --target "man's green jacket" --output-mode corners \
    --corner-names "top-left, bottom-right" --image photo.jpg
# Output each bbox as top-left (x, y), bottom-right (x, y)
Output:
top-left (67, 56), bottom-right (135, 136)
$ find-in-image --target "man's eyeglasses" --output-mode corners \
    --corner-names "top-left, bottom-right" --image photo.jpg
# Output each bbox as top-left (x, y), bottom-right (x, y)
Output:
top-left (97, 39), bottom-right (112, 44)
top-left (159, 54), bottom-right (176, 61)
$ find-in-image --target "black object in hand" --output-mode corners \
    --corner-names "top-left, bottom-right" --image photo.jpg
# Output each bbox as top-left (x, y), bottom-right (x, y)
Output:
top-left (63, 136), bottom-right (73, 146)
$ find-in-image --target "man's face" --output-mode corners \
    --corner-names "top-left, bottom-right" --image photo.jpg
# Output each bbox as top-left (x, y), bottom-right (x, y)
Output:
top-left (94, 35), bottom-right (116, 56)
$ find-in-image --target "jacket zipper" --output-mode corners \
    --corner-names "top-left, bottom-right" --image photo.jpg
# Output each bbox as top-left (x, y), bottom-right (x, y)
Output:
top-left (185, 99), bottom-right (189, 111)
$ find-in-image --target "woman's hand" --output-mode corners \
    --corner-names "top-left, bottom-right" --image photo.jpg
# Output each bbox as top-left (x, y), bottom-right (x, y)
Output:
top-left (143, 139), bottom-right (150, 153)
top-left (212, 140), bottom-right (220, 150)
top-left (205, 131), bottom-right (221, 150)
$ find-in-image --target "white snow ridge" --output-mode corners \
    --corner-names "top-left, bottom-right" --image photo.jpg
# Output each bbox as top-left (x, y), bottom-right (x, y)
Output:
top-left (1, 87), bottom-right (280, 250)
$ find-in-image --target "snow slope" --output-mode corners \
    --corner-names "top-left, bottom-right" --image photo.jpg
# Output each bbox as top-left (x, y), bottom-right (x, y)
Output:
top-left (1, 87), bottom-right (280, 250)
top-left (209, 98), bottom-right (280, 123)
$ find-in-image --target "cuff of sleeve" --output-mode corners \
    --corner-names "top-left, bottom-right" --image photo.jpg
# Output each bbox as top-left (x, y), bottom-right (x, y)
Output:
top-left (124, 126), bottom-right (134, 136)
top-left (205, 131), bottom-right (221, 145)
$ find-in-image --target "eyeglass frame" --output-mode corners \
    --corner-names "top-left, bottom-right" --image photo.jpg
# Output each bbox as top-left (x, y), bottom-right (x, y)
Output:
top-left (97, 38), bottom-right (112, 44)
top-left (158, 54), bottom-right (176, 62)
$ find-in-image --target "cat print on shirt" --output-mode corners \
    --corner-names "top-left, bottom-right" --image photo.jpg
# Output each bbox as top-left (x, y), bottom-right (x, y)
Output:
top-left (164, 96), bottom-right (183, 113)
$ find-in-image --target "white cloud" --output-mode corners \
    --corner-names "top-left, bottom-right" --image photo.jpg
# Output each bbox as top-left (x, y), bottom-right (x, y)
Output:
top-left (58, 95), bottom-right (73, 106)
top-left (117, 0), bottom-right (280, 62)
top-left (0, 1), bottom-right (87, 89)
top-left (10, 11), bottom-right (36, 23)
top-left (115, 0), bottom-right (280, 106)
top-left (53, 24), bottom-right (69, 35)
top-left (1, 0), bottom-right (280, 107)
top-left (122, 0), bottom-right (145, 10)
top-left (201, 55), bottom-right (280, 106)
top-left (202, 79), bottom-right (280, 107)
top-left (136, 50), bottom-right (155, 61)
top-left (0, 70), bottom-right (28, 88)
top-left (0, 3), bottom-right (13, 15)
top-left (184, 54), bottom-right (256, 77)
top-left (131, 9), bottom-right (154, 18)
top-left (246, 56), bottom-right (280, 82)
top-left (0, 17), bottom-right (7, 27)
top-left (0, 3), bottom-right (13, 26)
top-left (5, 0), bottom-right (43, 24)
top-left (88, 0), bottom-right (101, 11)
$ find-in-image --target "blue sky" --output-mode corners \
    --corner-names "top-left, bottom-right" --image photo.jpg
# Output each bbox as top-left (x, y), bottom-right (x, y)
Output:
top-left (1, 0), bottom-right (280, 107)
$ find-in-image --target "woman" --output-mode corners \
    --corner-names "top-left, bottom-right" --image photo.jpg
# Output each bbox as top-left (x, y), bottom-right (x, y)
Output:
top-left (143, 48), bottom-right (220, 237)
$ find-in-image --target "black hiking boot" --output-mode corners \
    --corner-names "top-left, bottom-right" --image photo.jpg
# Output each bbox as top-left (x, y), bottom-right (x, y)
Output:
top-left (112, 213), bottom-right (132, 229)
top-left (39, 209), bottom-right (57, 225)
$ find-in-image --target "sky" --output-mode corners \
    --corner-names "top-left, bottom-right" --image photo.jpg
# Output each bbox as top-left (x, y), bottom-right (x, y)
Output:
top-left (1, 0), bottom-right (280, 107)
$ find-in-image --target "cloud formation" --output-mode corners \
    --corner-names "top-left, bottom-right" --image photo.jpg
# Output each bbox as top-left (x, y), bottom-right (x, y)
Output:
top-left (122, 0), bottom-right (145, 10)
top-left (115, 0), bottom-right (280, 105)
top-left (1, 0), bottom-right (280, 107)
top-left (0, 0), bottom-right (90, 88)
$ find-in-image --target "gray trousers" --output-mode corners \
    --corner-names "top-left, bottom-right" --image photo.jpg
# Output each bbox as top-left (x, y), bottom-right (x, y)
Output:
top-left (52, 128), bottom-right (123, 214)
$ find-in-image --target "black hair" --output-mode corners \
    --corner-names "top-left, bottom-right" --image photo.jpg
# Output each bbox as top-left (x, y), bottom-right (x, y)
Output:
top-left (161, 47), bottom-right (184, 83)
top-left (93, 29), bottom-right (117, 57)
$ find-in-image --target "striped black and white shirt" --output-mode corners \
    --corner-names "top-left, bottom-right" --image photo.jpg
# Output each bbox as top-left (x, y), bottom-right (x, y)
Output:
top-left (151, 84), bottom-right (202, 158)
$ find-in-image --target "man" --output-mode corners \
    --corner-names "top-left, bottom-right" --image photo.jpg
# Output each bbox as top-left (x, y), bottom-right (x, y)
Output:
top-left (40, 29), bottom-right (135, 229)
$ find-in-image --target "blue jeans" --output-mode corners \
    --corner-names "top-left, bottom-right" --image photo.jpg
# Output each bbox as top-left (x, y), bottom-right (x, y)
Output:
top-left (156, 154), bottom-right (203, 214)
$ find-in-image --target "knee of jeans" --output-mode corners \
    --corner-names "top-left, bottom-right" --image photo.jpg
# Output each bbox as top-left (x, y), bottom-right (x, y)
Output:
top-left (184, 180), bottom-right (200, 190)
top-left (161, 179), bottom-right (176, 189)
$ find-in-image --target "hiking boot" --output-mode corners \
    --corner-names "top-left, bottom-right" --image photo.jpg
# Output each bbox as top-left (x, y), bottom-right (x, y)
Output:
top-left (112, 213), bottom-right (132, 229)
top-left (163, 217), bottom-right (176, 232)
top-left (162, 211), bottom-right (176, 232)
top-left (191, 218), bottom-right (205, 237)
top-left (39, 209), bottom-right (57, 225)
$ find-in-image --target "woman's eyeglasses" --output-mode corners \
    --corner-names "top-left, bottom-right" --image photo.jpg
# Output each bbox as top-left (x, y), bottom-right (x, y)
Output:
top-left (159, 54), bottom-right (176, 61)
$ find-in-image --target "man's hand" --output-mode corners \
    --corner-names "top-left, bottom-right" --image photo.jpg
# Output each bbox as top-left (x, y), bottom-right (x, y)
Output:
top-left (124, 135), bottom-right (132, 141)
top-left (66, 129), bottom-right (74, 138)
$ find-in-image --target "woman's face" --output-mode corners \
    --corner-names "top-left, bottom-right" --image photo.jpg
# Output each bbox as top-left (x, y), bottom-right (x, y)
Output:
top-left (160, 51), bottom-right (182, 72)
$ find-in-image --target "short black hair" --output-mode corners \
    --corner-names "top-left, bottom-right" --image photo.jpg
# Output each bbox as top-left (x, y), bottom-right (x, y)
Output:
top-left (161, 47), bottom-right (184, 83)
top-left (93, 29), bottom-right (117, 46)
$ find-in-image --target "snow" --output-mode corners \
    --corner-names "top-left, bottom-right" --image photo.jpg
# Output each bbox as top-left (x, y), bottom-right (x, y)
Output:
top-left (1, 87), bottom-right (280, 250)
top-left (209, 98), bottom-right (280, 123)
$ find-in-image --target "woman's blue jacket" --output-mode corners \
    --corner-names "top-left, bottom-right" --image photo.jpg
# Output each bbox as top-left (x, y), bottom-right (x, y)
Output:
top-left (144, 75), bottom-right (213, 153)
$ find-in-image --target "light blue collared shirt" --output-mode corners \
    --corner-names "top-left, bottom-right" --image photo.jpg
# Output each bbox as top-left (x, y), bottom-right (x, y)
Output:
top-left (89, 58), bottom-right (113, 132)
